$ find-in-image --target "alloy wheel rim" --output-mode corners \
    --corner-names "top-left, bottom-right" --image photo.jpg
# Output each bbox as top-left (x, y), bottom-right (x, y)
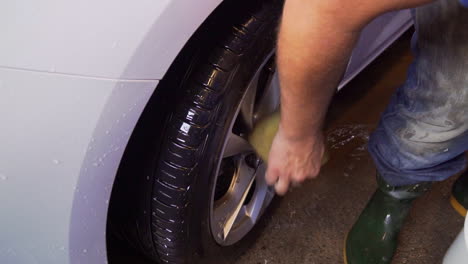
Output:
top-left (210, 52), bottom-right (280, 246)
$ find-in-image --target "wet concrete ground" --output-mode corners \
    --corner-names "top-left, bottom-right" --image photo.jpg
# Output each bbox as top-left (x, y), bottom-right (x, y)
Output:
top-left (109, 31), bottom-right (465, 263)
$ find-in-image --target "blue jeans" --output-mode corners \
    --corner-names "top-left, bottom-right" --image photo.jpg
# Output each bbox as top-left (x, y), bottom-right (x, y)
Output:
top-left (369, 0), bottom-right (468, 186)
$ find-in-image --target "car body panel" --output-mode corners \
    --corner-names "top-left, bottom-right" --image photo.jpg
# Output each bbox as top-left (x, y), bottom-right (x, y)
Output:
top-left (0, 0), bottom-right (221, 80)
top-left (341, 9), bottom-right (413, 88)
top-left (0, 67), bottom-right (157, 263)
top-left (0, 1), bottom-right (412, 263)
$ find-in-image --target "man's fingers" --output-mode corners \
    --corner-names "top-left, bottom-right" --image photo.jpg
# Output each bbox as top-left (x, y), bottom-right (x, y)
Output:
top-left (275, 175), bottom-right (290, 196)
top-left (265, 166), bottom-right (279, 186)
top-left (291, 171), bottom-right (307, 183)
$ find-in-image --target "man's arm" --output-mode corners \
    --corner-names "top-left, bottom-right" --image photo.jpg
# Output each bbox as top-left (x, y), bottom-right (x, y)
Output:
top-left (266, 0), bottom-right (435, 195)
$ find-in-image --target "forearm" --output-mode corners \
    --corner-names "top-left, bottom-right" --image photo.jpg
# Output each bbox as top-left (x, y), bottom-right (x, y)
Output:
top-left (277, 0), bottom-right (435, 140)
top-left (278, 0), bottom-right (364, 139)
top-left (277, 1), bottom-right (360, 139)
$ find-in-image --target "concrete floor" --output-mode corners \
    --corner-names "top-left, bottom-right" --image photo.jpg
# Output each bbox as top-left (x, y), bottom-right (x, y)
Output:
top-left (109, 31), bottom-right (465, 264)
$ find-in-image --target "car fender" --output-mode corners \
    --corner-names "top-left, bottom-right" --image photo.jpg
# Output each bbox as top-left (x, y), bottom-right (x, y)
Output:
top-left (0, 0), bottom-right (223, 80)
top-left (0, 1), bottom-right (224, 264)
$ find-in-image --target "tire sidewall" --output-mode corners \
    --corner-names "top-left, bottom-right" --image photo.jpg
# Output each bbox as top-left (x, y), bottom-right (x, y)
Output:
top-left (189, 9), bottom-right (280, 262)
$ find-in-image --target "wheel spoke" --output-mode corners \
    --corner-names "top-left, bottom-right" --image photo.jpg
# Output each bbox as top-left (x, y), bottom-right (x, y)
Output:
top-left (223, 173), bottom-right (255, 239)
top-left (254, 70), bottom-right (280, 121)
top-left (213, 159), bottom-right (256, 240)
top-left (245, 165), bottom-right (268, 223)
top-left (223, 133), bottom-right (252, 158)
top-left (240, 72), bottom-right (260, 130)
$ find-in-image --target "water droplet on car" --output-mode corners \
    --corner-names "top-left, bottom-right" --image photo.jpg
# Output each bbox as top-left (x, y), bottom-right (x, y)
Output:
top-left (105, 130), bottom-right (110, 135)
top-left (59, 246), bottom-right (65, 251)
top-left (111, 42), bottom-right (118, 49)
top-left (82, 249), bottom-right (87, 253)
top-left (52, 159), bottom-right (61, 165)
top-left (105, 200), bottom-right (109, 204)
top-left (0, 174), bottom-right (7, 181)
top-left (49, 66), bottom-right (56, 73)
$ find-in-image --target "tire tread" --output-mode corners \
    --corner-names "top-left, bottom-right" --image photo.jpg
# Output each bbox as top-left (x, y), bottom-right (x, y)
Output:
top-left (146, 1), bottom-right (280, 262)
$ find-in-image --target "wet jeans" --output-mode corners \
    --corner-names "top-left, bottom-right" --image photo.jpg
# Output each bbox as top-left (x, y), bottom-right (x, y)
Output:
top-left (368, 0), bottom-right (468, 186)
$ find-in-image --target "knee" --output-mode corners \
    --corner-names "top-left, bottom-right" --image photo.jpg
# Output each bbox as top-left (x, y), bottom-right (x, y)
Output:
top-left (372, 116), bottom-right (466, 171)
top-left (397, 115), bottom-right (468, 151)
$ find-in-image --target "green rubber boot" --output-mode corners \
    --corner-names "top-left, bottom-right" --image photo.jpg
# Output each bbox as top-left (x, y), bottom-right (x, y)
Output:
top-left (344, 174), bottom-right (431, 264)
top-left (451, 171), bottom-right (468, 217)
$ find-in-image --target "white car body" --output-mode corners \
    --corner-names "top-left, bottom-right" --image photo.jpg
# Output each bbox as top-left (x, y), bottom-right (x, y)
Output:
top-left (0, 1), bottom-right (412, 263)
top-left (443, 215), bottom-right (468, 263)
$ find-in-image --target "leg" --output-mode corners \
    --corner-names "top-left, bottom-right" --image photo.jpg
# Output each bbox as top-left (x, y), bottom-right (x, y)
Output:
top-left (346, 1), bottom-right (468, 263)
top-left (369, 0), bottom-right (468, 186)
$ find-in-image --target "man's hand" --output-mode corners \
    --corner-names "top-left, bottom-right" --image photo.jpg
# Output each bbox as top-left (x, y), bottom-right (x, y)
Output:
top-left (265, 125), bottom-right (325, 195)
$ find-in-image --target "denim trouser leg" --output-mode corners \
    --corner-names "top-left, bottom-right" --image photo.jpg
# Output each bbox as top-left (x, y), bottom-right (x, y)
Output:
top-left (368, 0), bottom-right (468, 186)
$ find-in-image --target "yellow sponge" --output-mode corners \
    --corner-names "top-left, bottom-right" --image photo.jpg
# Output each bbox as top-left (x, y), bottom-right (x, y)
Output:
top-left (248, 110), bottom-right (329, 165)
top-left (248, 111), bottom-right (281, 162)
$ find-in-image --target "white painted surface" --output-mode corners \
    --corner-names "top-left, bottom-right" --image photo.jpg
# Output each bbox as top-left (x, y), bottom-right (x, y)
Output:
top-left (0, 0), bottom-right (221, 80)
top-left (341, 9), bottom-right (413, 89)
top-left (0, 67), bottom-right (157, 264)
top-left (443, 215), bottom-right (468, 264)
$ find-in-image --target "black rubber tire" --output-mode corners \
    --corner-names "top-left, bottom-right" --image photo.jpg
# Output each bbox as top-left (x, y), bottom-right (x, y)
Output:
top-left (108, 0), bottom-right (282, 263)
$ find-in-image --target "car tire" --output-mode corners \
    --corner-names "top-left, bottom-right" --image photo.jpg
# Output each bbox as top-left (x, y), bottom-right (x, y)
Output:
top-left (108, 0), bottom-right (283, 263)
